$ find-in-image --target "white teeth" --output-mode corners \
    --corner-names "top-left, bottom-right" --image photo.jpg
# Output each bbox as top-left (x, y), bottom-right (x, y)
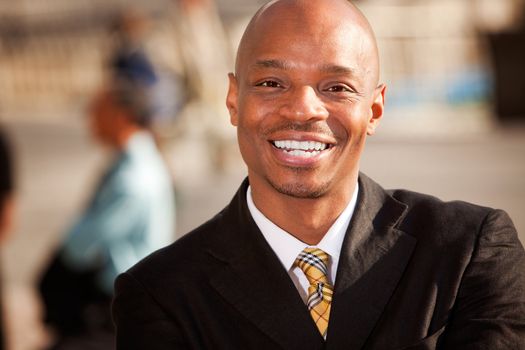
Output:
top-left (284, 149), bottom-right (321, 158)
top-left (273, 140), bottom-right (328, 152)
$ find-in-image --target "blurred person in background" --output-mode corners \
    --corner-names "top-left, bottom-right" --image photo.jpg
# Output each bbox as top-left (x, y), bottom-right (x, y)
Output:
top-left (0, 128), bottom-right (15, 350)
top-left (38, 75), bottom-right (176, 349)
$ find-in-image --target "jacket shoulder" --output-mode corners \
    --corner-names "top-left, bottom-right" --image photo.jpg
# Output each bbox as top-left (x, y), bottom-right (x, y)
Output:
top-left (125, 209), bottom-right (225, 283)
top-left (389, 188), bottom-right (492, 218)
top-left (388, 188), bottom-right (496, 245)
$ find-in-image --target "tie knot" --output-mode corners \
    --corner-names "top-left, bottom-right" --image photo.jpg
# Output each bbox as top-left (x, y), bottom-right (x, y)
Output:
top-left (295, 247), bottom-right (330, 285)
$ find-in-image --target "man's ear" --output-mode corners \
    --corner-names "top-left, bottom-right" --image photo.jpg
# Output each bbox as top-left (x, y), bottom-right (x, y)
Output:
top-left (367, 83), bottom-right (386, 136)
top-left (226, 73), bottom-right (239, 126)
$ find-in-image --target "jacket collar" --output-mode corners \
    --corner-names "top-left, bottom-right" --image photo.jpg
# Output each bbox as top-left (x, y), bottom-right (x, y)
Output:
top-left (326, 173), bottom-right (416, 349)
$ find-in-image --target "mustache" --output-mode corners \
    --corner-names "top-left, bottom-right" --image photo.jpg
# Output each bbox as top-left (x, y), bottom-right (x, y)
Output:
top-left (261, 121), bottom-right (336, 139)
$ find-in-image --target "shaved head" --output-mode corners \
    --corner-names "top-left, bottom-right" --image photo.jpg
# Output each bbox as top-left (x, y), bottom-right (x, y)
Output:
top-left (235, 0), bottom-right (380, 89)
top-left (226, 0), bottom-right (386, 207)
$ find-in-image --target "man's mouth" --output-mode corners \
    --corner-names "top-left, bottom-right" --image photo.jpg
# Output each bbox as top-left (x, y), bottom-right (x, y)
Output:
top-left (271, 140), bottom-right (331, 158)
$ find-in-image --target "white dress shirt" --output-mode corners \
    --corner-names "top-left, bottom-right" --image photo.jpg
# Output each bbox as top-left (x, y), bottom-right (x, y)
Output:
top-left (246, 184), bottom-right (359, 303)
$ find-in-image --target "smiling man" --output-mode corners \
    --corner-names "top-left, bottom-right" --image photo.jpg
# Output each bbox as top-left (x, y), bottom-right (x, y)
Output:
top-left (112, 1), bottom-right (525, 349)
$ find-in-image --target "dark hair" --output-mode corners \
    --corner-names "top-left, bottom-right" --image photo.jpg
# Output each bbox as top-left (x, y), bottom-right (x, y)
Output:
top-left (0, 128), bottom-right (14, 202)
top-left (109, 77), bottom-right (155, 128)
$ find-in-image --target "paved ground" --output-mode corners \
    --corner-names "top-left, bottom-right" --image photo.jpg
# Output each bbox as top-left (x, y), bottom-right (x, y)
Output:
top-left (1, 116), bottom-right (524, 349)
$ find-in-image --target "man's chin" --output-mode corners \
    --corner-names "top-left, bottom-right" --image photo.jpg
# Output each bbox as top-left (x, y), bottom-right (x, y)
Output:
top-left (269, 180), bottom-right (331, 199)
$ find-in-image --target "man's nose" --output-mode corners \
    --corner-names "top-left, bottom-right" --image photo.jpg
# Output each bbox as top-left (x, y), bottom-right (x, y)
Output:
top-left (278, 86), bottom-right (329, 122)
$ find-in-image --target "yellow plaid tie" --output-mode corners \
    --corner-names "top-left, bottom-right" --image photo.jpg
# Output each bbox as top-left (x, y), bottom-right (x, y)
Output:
top-left (295, 247), bottom-right (333, 338)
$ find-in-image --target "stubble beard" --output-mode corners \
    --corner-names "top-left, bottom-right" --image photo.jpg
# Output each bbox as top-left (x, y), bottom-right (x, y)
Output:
top-left (265, 167), bottom-right (331, 199)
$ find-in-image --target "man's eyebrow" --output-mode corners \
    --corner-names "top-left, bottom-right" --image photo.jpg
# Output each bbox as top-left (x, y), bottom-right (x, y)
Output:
top-left (252, 59), bottom-right (291, 70)
top-left (319, 64), bottom-right (357, 75)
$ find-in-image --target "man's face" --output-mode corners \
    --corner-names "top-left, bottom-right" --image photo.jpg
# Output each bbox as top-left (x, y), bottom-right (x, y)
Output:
top-left (89, 93), bottom-right (120, 146)
top-left (227, 1), bottom-right (385, 199)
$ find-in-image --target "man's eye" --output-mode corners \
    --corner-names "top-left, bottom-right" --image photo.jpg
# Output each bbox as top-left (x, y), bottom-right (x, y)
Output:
top-left (256, 80), bottom-right (282, 88)
top-left (326, 85), bottom-right (351, 93)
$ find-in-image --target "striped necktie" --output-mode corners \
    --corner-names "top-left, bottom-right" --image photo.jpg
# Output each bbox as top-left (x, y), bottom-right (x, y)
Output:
top-left (295, 247), bottom-right (333, 338)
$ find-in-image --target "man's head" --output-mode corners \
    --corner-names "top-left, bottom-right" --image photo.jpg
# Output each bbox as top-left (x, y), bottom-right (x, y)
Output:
top-left (227, 0), bottom-right (385, 200)
top-left (89, 80), bottom-right (153, 148)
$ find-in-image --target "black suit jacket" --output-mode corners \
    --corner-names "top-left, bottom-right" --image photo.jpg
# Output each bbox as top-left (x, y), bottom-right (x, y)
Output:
top-left (113, 174), bottom-right (525, 349)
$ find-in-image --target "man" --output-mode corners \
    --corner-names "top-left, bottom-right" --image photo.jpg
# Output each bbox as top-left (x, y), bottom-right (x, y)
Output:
top-left (112, 1), bottom-right (525, 349)
top-left (39, 80), bottom-right (175, 349)
top-left (0, 128), bottom-right (15, 350)
top-left (0, 129), bottom-right (14, 246)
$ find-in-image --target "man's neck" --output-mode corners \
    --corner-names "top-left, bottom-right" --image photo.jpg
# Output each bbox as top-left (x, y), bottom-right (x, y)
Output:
top-left (250, 179), bottom-right (357, 245)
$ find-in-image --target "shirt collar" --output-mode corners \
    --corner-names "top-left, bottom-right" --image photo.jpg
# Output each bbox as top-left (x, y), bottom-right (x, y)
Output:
top-left (247, 183), bottom-right (359, 273)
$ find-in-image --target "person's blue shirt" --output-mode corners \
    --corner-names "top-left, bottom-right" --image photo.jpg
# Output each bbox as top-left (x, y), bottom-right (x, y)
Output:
top-left (61, 131), bottom-right (175, 295)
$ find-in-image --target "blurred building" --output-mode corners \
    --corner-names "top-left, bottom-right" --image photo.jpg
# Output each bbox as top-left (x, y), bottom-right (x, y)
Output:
top-left (0, 0), bottom-right (179, 119)
top-left (356, 0), bottom-right (525, 133)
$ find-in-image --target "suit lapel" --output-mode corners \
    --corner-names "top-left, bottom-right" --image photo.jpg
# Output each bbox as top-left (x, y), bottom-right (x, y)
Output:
top-left (207, 180), bottom-right (324, 349)
top-left (326, 174), bottom-right (417, 349)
